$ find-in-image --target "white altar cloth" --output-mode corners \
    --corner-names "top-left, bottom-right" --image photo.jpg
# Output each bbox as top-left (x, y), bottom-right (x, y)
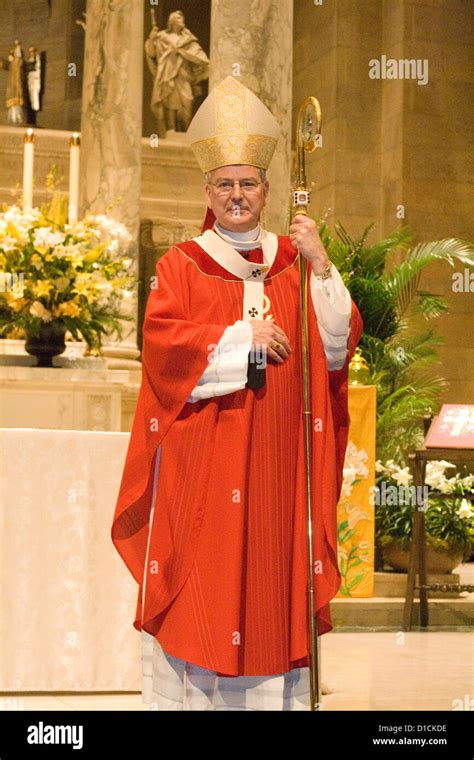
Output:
top-left (0, 428), bottom-right (141, 691)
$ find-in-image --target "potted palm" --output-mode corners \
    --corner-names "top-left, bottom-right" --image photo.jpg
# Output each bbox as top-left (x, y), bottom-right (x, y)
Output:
top-left (318, 220), bottom-right (474, 569)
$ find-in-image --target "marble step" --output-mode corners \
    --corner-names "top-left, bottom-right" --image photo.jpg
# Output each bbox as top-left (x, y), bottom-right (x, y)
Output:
top-left (374, 570), bottom-right (463, 598)
top-left (331, 596), bottom-right (474, 628)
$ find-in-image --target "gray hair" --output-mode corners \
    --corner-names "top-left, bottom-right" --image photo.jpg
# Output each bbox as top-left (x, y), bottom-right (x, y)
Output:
top-left (204, 167), bottom-right (267, 183)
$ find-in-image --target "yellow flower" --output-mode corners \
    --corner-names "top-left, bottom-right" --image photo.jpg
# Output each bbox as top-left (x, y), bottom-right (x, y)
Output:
top-left (32, 280), bottom-right (53, 297)
top-left (66, 251), bottom-right (85, 268)
top-left (30, 253), bottom-right (43, 270)
top-left (5, 221), bottom-right (20, 240)
top-left (72, 280), bottom-right (95, 303)
top-left (57, 300), bottom-right (82, 318)
top-left (9, 297), bottom-right (28, 313)
top-left (83, 243), bottom-right (107, 263)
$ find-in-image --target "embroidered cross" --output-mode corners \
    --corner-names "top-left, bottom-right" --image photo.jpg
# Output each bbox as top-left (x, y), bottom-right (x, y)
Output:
top-left (248, 307), bottom-right (258, 318)
top-left (251, 269), bottom-right (261, 278)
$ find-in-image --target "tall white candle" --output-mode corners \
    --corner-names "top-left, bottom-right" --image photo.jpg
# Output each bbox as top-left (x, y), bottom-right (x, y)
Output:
top-left (68, 132), bottom-right (81, 224)
top-left (22, 128), bottom-right (35, 213)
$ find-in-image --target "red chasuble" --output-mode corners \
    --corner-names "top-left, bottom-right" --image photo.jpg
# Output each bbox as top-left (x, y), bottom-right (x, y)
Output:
top-left (111, 235), bottom-right (363, 677)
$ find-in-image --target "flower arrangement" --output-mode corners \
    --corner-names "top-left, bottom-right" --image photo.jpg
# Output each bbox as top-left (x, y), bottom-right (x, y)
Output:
top-left (0, 196), bottom-right (136, 353)
top-left (375, 459), bottom-right (473, 559)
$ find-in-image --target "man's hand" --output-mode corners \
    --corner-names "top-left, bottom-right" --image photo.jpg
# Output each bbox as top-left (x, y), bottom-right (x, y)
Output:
top-left (289, 214), bottom-right (330, 274)
top-left (249, 319), bottom-right (291, 364)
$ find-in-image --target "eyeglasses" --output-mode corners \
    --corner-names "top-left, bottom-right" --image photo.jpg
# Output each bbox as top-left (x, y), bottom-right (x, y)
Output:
top-left (209, 178), bottom-right (264, 196)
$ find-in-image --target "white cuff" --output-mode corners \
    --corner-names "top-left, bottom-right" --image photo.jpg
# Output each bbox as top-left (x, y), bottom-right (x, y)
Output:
top-left (311, 264), bottom-right (352, 371)
top-left (187, 320), bottom-right (253, 403)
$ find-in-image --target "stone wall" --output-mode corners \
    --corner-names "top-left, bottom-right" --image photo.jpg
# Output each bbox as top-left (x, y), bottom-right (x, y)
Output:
top-left (0, 0), bottom-right (85, 131)
top-left (294, 0), bottom-right (474, 403)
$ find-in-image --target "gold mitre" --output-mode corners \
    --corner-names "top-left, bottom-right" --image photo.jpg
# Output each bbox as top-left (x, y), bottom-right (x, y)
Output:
top-left (187, 76), bottom-right (280, 173)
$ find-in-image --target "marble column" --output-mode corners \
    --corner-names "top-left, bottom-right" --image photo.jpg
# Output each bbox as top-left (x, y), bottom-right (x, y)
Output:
top-left (209, 0), bottom-right (293, 234)
top-left (79, 0), bottom-right (144, 369)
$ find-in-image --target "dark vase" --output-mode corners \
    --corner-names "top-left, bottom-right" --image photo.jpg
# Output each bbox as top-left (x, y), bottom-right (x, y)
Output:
top-left (25, 320), bottom-right (67, 367)
top-left (383, 541), bottom-right (463, 574)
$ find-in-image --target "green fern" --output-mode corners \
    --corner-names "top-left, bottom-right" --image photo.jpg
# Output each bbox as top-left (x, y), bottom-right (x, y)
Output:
top-left (318, 221), bottom-right (474, 463)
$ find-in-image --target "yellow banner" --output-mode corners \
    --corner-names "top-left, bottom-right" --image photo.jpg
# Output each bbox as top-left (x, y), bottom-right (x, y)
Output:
top-left (336, 385), bottom-right (376, 598)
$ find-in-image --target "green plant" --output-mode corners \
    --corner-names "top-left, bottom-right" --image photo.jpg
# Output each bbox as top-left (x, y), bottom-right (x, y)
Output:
top-left (375, 460), bottom-right (473, 558)
top-left (318, 220), bottom-right (474, 464)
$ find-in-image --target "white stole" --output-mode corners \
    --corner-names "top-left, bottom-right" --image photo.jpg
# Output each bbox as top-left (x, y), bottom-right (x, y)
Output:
top-left (191, 228), bottom-right (278, 321)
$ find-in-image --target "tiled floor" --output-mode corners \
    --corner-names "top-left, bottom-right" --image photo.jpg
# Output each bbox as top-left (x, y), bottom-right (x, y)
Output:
top-left (2, 630), bottom-right (472, 711)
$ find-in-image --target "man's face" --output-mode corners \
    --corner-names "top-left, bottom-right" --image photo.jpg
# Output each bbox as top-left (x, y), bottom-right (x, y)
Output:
top-left (169, 12), bottom-right (185, 32)
top-left (204, 164), bottom-right (269, 232)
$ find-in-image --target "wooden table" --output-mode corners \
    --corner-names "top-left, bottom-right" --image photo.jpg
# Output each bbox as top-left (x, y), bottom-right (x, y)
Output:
top-left (403, 418), bottom-right (474, 630)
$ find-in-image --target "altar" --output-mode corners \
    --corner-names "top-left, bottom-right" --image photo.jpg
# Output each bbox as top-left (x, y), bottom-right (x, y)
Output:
top-left (0, 427), bottom-right (141, 692)
top-left (0, 324), bottom-right (141, 432)
top-left (0, 364), bottom-right (137, 432)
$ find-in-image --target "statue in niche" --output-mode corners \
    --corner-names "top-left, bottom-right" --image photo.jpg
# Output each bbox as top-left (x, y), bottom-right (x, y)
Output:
top-left (0, 40), bottom-right (45, 125)
top-left (145, 9), bottom-right (209, 138)
top-left (24, 47), bottom-right (45, 126)
top-left (0, 40), bottom-right (26, 125)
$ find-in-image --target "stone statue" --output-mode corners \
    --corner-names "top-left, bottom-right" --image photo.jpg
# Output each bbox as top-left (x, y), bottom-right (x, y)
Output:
top-left (24, 47), bottom-right (44, 125)
top-left (0, 40), bottom-right (25, 125)
top-left (0, 40), bottom-right (45, 126)
top-left (144, 9), bottom-right (210, 138)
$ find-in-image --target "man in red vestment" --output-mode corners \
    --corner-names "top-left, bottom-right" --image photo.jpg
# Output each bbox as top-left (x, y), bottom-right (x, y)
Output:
top-left (111, 76), bottom-right (363, 710)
